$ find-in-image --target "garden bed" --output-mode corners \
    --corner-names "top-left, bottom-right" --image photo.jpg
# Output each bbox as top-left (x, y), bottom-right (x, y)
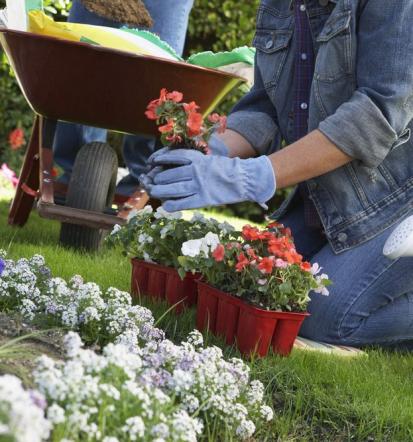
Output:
top-left (1, 200), bottom-right (413, 441)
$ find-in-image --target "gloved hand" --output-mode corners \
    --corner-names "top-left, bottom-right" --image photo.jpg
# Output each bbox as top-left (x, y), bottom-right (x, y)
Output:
top-left (144, 133), bottom-right (229, 172)
top-left (140, 149), bottom-right (276, 212)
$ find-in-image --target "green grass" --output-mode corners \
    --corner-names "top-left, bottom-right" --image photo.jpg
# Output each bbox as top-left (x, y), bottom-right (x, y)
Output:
top-left (1, 199), bottom-right (413, 441)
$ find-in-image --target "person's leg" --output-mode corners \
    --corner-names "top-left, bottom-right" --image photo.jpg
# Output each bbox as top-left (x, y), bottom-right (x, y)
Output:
top-left (53, 0), bottom-right (119, 180)
top-left (143, 0), bottom-right (194, 55)
top-left (299, 211), bottom-right (413, 348)
top-left (119, 0), bottom-right (194, 195)
top-left (275, 192), bottom-right (328, 261)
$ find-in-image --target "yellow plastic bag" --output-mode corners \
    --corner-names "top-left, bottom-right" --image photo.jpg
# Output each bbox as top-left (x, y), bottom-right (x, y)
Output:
top-left (28, 10), bottom-right (179, 61)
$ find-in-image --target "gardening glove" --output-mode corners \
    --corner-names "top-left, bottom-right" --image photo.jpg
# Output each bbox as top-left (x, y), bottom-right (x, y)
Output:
top-left (140, 149), bottom-right (276, 212)
top-left (145, 133), bottom-right (229, 170)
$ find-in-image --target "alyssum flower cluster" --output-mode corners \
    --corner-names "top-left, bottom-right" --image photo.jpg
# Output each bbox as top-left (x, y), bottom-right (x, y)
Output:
top-left (145, 88), bottom-right (227, 154)
top-left (32, 331), bottom-right (272, 441)
top-left (0, 252), bottom-right (164, 347)
top-left (179, 222), bottom-right (331, 312)
top-left (0, 253), bottom-right (274, 440)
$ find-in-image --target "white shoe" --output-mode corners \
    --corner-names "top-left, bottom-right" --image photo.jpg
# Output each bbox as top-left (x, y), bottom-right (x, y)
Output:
top-left (383, 215), bottom-right (413, 259)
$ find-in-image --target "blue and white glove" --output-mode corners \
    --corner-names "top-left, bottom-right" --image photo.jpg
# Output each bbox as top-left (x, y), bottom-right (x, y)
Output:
top-left (140, 149), bottom-right (276, 212)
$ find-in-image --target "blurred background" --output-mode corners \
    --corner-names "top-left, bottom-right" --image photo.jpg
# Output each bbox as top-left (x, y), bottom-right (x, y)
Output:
top-left (0, 0), bottom-right (291, 221)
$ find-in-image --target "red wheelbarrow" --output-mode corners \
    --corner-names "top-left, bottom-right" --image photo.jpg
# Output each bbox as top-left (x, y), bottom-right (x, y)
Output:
top-left (0, 28), bottom-right (244, 250)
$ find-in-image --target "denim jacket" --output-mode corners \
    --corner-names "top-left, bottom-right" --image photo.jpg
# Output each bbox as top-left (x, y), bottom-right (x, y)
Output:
top-left (226, 0), bottom-right (413, 253)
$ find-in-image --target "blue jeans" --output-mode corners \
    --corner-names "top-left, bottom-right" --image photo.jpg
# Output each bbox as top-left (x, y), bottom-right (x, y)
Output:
top-left (279, 196), bottom-right (413, 348)
top-left (53, 0), bottom-right (194, 195)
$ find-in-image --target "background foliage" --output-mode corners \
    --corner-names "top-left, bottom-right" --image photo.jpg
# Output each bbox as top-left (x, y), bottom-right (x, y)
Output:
top-left (0, 0), bottom-right (285, 221)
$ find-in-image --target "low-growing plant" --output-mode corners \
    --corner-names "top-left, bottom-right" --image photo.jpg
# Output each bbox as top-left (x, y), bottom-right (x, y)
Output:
top-left (179, 222), bottom-right (331, 312)
top-left (107, 207), bottom-right (236, 277)
top-left (0, 253), bottom-right (164, 347)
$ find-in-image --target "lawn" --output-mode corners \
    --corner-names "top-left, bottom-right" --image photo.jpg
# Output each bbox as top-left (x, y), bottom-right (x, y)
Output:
top-left (1, 197), bottom-right (413, 441)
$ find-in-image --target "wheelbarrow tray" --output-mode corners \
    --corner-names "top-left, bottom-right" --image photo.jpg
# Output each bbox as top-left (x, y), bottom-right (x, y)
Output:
top-left (0, 28), bottom-right (244, 136)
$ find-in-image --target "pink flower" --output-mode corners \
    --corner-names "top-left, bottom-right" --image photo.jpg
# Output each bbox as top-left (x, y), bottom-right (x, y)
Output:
top-left (166, 90), bottom-right (183, 102)
top-left (275, 259), bottom-right (288, 269)
top-left (1, 163), bottom-right (19, 187)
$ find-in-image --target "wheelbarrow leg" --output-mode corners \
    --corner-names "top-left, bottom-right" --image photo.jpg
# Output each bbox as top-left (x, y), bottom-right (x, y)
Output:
top-left (8, 117), bottom-right (41, 226)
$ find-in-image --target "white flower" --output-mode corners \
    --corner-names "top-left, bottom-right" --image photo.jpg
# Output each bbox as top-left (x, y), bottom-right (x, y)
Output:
top-left (204, 232), bottom-right (220, 251)
top-left (310, 262), bottom-right (321, 275)
top-left (111, 224), bottom-right (122, 235)
top-left (236, 419), bottom-right (256, 439)
top-left (0, 375), bottom-right (50, 442)
top-left (190, 212), bottom-right (207, 224)
top-left (181, 239), bottom-right (204, 258)
top-left (154, 206), bottom-right (182, 220)
top-left (63, 332), bottom-right (83, 358)
top-left (47, 403), bottom-right (65, 424)
top-left (260, 405), bottom-right (274, 422)
top-left (122, 416), bottom-right (145, 440)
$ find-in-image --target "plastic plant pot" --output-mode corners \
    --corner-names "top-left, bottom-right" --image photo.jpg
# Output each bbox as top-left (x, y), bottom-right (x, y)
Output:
top-left (131, 259), bottom-right (167, 300)
top-left (146, 266), bottom-right (167, 300)
top-left (131, 258), bottom-right (149, 296)
top-left (215, 292), bottom-right (243, 345)
top-left (236, 305), bottom-right (279, 357)
top-left (196, 282), bottom-right (220, 333)
top-left (196, 281), bottom-right (309, 357)
top-left (271, 312), bottom-right (309, 356)
top-left (164, 269), bottom-right (199, 313)
top-left (131, 260), bottom-right (199, 311)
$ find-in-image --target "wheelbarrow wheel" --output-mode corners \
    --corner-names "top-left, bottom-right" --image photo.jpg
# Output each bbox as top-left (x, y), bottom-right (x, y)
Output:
top-left (59, 142), bottom-right (118, 251)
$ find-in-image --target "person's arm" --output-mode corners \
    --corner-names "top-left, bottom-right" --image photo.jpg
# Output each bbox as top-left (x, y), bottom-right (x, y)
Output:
top-left (218, 128), bottom-right (352, 188)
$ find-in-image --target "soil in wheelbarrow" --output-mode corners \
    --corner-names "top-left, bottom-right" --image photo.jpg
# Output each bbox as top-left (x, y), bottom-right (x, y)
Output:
top-left (82, 0), bottom-right (153, 28)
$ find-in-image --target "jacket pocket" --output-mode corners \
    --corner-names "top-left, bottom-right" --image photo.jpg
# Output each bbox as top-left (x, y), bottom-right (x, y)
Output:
top-left (253, 28), bottom-right (293, 88)
top-left (315, 9), bottom-right (353, 82)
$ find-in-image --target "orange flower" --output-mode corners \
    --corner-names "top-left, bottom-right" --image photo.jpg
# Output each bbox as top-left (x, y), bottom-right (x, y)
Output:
top-left (235, 252), bottom-right (249, 272)
top-left (159, 88), bottom-right (168, 102)
top-left (258, 257), bottom-right (274, 274)
top-left (158, 118), bottom-right (175, 134)
top-left (166, 90), bottom-right (183, 102)
top-left (186, 112), bottom-right (203, 137)
top-left (212, 244), bottom-right (225, 262)
top-left (300, 261), bottom-right (311, 272)
top-left (242, 225), bottom-right (261, 241)
top-left (145, 99), bottom-right (160, 120)
top-left (183, 101), bottom-right (200, 114)
top-left (8, 128), bottom-right (25, 150)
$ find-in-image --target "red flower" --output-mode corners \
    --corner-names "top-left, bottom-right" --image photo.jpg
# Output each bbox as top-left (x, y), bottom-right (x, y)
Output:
top-left (246, 247), bottom-right (258, 260)
top-left (166, 91), bottom-right (183, 102)
top-left (242, 225), bottom-right (261, 241)
top-left (212, 244), bottom-right (225, 262)
top-left (183, 101), bottom-right (200, 114)
top-left (284, 249), bottom-right (303, 264)
top-left (145, 99), bottom-right (161, 120)
top-left (300, 261), bottom-right (311, 272)
top-left (235, 252), bottom-right (249, 272)
top-left (208, 113), bottom-right (227, 133)
top-left (186, 112), bottom-right (203, 137)
top-left (159, 88), bottom-right (168, 102)
top-left (8, 128), bottom-right (25, 150)
top-left (158, 118), bottom-right (175, 134)
top-left (166, 134), bottom-right (183, 144)
top-left (258, 257), bottom-right (274, 274)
